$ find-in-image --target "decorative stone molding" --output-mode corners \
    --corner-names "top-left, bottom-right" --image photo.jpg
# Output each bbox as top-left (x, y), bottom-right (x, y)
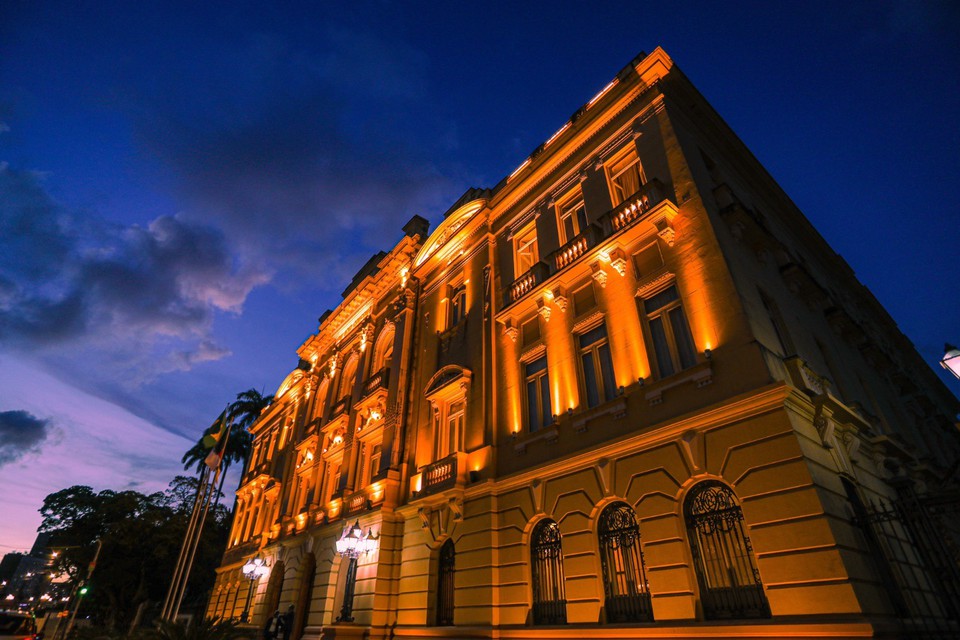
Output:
top-left (571, 310), bottom-right (605, 335)
top-left (609, 251), bottom-right (628, 277)
top-left (537, 298), bottom-right (552, 323)
top-left (654, 216), bottom-right (676, 246)
top-left (553, 293), bottom-right (568, 313)
top-left (644, 363), bottom-right (713, 405)
top-left (635, 271), bottom-right (676, 299)
top-left (519, 342), bottom-right (547, 365)
top-left (328, 352), bottom-right (339, 377)
top-left (591, 261), bottom-right (608, 288)
top-left (572, 398), bottom-right (627, 433)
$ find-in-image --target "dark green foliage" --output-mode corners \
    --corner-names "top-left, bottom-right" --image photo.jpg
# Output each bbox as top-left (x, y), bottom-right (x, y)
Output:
top-left (148, 618), bottom-right (247, 640)
top-left (39, 479), bottom-right (229, 631)
top-left (71, 617), bottom-right (246, 640)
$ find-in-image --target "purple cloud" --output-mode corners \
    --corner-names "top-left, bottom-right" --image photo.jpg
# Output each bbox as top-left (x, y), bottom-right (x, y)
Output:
top-left (0, 163), bottom-right (269, 382)
top-left (0, 409), bottom-right (51, 466)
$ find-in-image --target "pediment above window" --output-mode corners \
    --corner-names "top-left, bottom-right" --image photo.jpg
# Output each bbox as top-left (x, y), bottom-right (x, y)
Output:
top-left (424, 365), bottom-right (472, 403)
top-left (276, 369), bottom-right (305, 399)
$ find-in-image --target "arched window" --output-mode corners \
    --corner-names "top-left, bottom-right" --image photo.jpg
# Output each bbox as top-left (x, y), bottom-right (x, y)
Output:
top-left (313, 378), bottom-right (329, 424)
top-left (530, 519), bottom-right (567, 625)
top-left (373, 325), bottom-right (395, 372)
top-left (339, 356), bottom-right (358, 401)
top-left (684, 481), bottom-right (769, 619)
top-left (598, 502), bottom-right (653, 622)
top-left (436, 539), bottom-right (455, 625)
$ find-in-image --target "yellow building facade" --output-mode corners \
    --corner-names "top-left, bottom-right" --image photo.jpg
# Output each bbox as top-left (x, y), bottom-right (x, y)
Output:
top-left (207, 48), bottom-right (960, 639)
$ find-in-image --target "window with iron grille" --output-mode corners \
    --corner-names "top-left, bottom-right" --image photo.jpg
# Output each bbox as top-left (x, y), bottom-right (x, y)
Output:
top-left (598, 502), bottom-right (653, 622)
top-left (684, 481), bottom-right (769, 619)
top-left (436, 539), bottom-right (455, 625)
top-left (531, 519), bottom-right (567, 625)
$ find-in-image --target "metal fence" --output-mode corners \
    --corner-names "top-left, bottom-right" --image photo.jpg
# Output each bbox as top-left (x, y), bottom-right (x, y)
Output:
top-left (857, 488), bottom-right (960, 638)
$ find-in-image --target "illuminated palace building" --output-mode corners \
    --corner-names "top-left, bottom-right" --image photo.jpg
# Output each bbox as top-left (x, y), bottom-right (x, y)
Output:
top-left (207, 49), bottom-right (960, 639)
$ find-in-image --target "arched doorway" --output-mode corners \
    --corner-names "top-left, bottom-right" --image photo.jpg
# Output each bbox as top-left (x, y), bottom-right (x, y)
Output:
top-left (261, 560), bottom-right (285, 626)
top-left (291, 553), bottom-right (315, 640)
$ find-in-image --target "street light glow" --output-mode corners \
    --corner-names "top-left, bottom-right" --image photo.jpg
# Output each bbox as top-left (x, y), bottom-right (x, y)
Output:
top-left (942, 344), bottom-right (960, 380)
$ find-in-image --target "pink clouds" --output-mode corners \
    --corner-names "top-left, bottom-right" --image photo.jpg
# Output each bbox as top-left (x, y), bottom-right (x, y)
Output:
top-left (0, 356), bottom-right (199, 552)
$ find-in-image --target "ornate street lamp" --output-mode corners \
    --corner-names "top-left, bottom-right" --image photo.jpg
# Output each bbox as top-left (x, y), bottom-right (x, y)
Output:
top-left (942, 344), bottom-right (960, 381)
top-left (335, 520), bottom-right (378, 623)
top-left (240, 556), bottom-right (269, 623)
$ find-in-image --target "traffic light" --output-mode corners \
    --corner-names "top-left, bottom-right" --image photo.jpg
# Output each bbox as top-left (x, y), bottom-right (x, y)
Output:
top-left (78, 586), bottom-right (89, 596)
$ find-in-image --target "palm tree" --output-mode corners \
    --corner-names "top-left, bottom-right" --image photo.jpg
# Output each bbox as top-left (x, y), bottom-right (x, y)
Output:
top-left (227, 388), bottom-right (275, 432)
top-left (181, 389), bottom-right (274, 508)
top-left (214, 389), bottom-right (273, 509)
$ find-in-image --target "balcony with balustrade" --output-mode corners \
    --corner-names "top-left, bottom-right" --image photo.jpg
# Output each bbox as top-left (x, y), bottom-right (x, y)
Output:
top-left (549, 224), bottom-right (603, 271)
top-left (360, 367), bottom-right (390, 400)
top-left (602, 178), bottom-right (670, 234)
top-left (502, 179), bottom-right (674, 310)
top-left (411, 453), bottom-right (460, 499)
top-left (329, 395), bottom-right (351, 421)
top-left (506, 261), bottom-right (550, 307)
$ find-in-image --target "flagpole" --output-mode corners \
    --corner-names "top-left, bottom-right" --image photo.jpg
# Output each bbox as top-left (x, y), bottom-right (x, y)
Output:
top-left (162, 406), bottom-right (230, 621)
top-left (161, 465), bottom-right (210, 620)
top-left (171, 462), bottom-right (220, 618)
top-left (171, 422), bottom-right (231, 619)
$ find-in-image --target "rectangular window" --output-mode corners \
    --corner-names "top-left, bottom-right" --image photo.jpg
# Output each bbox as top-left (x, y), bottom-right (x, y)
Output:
top-left (606, 146), bottom-right (645, 205)
top-left (369, 443), bottom-right (382, 482)
top-left (447, 400), bottom-right (464, 455)
top-left (525, 355), bottom-right (552, 431)
top-left (572, 282), bottom-right (597, 316)
top-left (521, 316), bottom-right (541, 346)
top-left (643, 285), bottom-right (697, 378)
top-left (326, 463), bottom-right (342, 503)
top-left (578, 323), bottom-right (617, 408)
top-left (514, 223), bottom-right (539, 276)
top-left (435, 399), bottom-right (465, 460)
top-left (448, 281), bottom-right (466, 327)
top-left (360, 442), bottom-right (382, 487)
top-left (816, 338), bottom-right (849, 399)
top-left (556, 188), bottom-right (588, 244)
top-left (759, 290), bottom-right (795, 356)
top-left (633, 241), bottom-right (664, 279)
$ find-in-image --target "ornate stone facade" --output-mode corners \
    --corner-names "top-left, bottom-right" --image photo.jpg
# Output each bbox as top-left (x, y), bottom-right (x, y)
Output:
top-left (207, 48), bottom-right (960, 640)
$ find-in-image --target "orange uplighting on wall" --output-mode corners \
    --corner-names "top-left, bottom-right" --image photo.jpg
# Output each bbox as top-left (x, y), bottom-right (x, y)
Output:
top-left (369, 480), bottom-right (385, 503)
top-left (502, 329), bottom-right (522, 435)
top-left (466, 447), bottom-right (490, 473)
top-left (327, 499), bottom-right (341, 520)
top-left (675, 261), bottom-right (721, 354)
top-left (411, 473), bottom-right (423, 494)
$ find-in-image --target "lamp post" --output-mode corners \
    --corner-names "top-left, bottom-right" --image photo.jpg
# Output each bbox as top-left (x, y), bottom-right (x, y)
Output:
top-left (335, 520), bottom-right (377, 623)
top-left (240, 556), bottom-right (269, 623)
top-left (942, 344), bottom-right (960, 380)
